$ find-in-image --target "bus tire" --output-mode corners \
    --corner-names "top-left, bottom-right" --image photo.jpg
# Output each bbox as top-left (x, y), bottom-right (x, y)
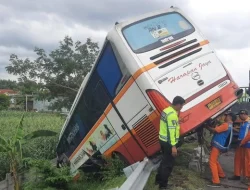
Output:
top-left (112, 152), bottom-right (130, 167)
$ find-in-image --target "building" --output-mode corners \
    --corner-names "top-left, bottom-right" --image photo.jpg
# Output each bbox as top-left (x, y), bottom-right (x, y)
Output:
top-left (33, 98), bottom-right (68, 113)
top-left (0, 89), bottom-right (20, 107)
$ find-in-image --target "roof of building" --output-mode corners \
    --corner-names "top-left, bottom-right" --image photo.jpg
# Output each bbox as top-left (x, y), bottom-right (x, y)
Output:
top-left (0, 89), bottom-right (18, 95)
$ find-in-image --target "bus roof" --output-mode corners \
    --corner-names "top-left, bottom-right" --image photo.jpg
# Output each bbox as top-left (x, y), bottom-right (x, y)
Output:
top-left (114, 6), bottom-right (181, 30)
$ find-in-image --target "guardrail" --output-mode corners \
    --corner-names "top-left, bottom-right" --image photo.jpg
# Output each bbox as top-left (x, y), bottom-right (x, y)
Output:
top-left (111, 157), bottom-right (160, 190)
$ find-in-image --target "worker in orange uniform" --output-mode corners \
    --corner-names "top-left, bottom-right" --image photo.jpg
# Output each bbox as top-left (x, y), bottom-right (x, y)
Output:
top-left (239, 111), bottom-right (250, 186)
top-left (229, 110), bottom-right (250, 183)
top-left (240, 131), bottom-right (250, 187)
top-left (206, 112), bottom-right (236, 187)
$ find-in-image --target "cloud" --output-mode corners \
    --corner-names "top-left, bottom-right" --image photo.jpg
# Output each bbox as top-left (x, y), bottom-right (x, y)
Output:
top-left (0, 0), bottom-right (249, 87)
top-left (216, 47), bottom-right (250, 87)
top-left (188, 0), bottom-right (250, 50)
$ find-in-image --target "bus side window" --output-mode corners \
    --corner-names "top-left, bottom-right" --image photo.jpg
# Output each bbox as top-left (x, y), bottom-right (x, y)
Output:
top-left (110, 41), bottom-right (131, 95)
top-left (96, 41), bottom-right (131, 99)
top-left (78, 71), bottom-right (110, 128)
top-left (58, 72), bottom-right (111, 158)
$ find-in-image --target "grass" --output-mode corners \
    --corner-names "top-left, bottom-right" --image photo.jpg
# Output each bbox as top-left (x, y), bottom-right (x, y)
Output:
top-left (0, 111), bottom-right (65, 136)
top-left (0, 111), bottom-right (126, 190)
top-left (69, 174), bottom-right (126, 190)
top-left (0, 111), bottom-right (65, 180)
top-left (0, 111), bottom-right (206, 190)
top-left (144, 142), bottom-right (206, 190)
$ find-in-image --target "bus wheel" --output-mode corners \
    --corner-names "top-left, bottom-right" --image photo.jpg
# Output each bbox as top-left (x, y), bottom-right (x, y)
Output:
top-left (112, 152), bottom-right (130, 167)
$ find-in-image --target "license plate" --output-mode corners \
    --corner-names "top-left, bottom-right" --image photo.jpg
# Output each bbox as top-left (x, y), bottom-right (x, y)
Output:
top-left (206, 97), bottom-right (222, 110)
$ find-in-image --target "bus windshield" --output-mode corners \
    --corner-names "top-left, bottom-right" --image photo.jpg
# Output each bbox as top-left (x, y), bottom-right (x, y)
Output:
top-left (122, 12), bottom-right (195, 53)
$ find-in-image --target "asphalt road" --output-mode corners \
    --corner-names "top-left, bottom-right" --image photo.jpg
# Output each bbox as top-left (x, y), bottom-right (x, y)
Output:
top-left (205, 150), bottom-right (248, 190)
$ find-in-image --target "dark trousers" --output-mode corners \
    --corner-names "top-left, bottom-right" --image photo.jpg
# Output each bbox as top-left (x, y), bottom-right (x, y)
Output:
top-left (155, 140), bottom-right (175, 188)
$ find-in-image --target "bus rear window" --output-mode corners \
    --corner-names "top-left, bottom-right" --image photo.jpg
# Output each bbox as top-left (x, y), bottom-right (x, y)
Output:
top-left (122, 12), bottom-right (195, 53)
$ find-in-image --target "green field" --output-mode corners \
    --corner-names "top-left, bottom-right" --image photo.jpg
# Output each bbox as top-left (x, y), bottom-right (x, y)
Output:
top-left (0, 111), bottom-right (127, 190)
top-left (0, 111), bottom-right (65, 180)
top-left (0, 111), bottom-right (205, 190)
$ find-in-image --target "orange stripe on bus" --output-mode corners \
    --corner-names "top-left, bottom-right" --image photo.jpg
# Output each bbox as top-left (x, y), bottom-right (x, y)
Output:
top-left (103, 129), bottom-right (136, 157)
top-left (133, 63), bottom-right (156, 79)
top-left (103, 141), bottom-right (122, 157)
top-left (200, 40), bottom-right (209, 46)
top-left (69, 114), bottom-right (107, 160)
top-left (113, 78), bottom-right (134, 104)
top-left (69, 40), bottom-right (209, 160)
top-left (104, 104), bottom-right (113, 115)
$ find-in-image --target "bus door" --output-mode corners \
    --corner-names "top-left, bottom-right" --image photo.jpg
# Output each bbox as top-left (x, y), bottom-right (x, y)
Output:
top-left (103, 80), bottom-right (155, 162)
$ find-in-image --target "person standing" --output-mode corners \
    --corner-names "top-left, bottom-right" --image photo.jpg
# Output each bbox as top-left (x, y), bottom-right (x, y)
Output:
top-left (238, 110), bottom-right (250, 185)
top-left (229, 110), bottom-right (250, 183)
top-left (206, 112), bottom-right (236, 187)
top-left (155, 96), bottom-right (185, 190)
top-left (240, 131), bottom-right (250, 186)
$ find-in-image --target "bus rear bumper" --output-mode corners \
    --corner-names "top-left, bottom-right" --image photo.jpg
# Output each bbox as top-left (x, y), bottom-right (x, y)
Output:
top-left (179, 82), bottom-right (240, 135)
top-left (211, 99), bottom-right (238, 119)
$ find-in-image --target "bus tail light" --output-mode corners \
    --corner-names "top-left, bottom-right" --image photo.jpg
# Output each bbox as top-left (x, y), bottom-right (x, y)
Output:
top-left (146, 89), bottom-right (170, 113)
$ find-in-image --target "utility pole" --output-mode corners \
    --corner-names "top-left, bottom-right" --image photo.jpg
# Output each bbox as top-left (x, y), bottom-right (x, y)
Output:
top-left (25, 94), bottom-right (34, 112)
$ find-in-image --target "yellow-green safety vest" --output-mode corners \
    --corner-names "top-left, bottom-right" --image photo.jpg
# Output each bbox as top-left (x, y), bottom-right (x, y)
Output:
top-left (159, 106), bottom-right (180, 146)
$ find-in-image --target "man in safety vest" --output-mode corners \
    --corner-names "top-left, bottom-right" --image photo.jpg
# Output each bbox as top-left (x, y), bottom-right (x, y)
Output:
top-left (229, 110), bottom-right (250, 184)
top-left (155, 96), bottom-right (185, 190)
top-left (206, 112), bottom-right (236, 187)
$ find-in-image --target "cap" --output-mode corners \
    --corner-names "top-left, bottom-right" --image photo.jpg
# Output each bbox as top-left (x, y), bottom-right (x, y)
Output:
top-left (225, 112), bottom-right (237, 122)
top-left (238, 109), bottom-right (248, 115)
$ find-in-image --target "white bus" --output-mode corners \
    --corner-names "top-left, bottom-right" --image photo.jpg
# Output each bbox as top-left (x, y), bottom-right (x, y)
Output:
top-left (56, 6), bottom-right (243, 176)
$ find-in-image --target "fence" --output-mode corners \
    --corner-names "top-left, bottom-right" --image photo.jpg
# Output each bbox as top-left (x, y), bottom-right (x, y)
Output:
top-left (0, 174), bottom-right (14, 190)
top-left (238, 87), bottom-right (250, 103)
top-left (0, 158), bottom-right (58, 190)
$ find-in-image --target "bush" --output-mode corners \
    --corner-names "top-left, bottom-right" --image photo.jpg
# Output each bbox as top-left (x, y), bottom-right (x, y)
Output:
top-left (0, 153), bottom-right (9, 180)
top-left (0, 111), bottom-right (64, 180)
top-left (101, 154), bottom-right (126, 181)
top-left (23, 137), bottom-right (59, 160)
top-left (0, 94), bottom-right (10, 110)
top-left (23, 159), bottom-right (73, 190)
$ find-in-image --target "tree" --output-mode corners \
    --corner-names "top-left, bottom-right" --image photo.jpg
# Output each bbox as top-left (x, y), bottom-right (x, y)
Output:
top-left (6, 36), bottom-right (100, 111)
top-left (0, 94), bottom-right (10, 110)
top-left (0, 79), bottom-right (18, 90)
top-left (0, 79), bottom-right (40, 97)
top-left (0, 114), bottom-right (57, 190)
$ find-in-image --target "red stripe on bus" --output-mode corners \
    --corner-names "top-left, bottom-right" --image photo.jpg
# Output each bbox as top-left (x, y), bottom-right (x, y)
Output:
top-left (185, 76), bottom-right (228, 104)
top-left (160, 39), bottom-right (186, 51)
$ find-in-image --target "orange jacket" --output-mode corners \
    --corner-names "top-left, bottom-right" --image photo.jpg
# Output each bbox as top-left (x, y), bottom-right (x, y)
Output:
top-left (241, 132), bottom-right (250, 146)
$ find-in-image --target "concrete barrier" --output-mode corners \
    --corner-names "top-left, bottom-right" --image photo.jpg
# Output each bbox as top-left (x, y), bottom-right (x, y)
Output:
top-left (0, 174), bottom-right (14, 190)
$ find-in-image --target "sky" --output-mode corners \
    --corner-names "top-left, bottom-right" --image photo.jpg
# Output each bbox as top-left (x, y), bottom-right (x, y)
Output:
top-left (0, 0), bottom-right (249, 87)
